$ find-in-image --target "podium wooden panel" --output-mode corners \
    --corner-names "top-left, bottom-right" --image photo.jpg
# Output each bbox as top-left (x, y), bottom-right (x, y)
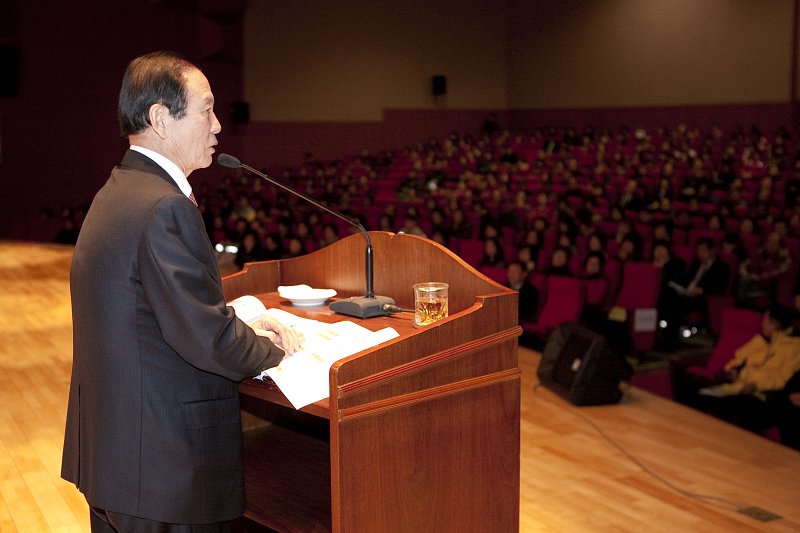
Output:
top-left (223, 232), bottom-right (521, 532)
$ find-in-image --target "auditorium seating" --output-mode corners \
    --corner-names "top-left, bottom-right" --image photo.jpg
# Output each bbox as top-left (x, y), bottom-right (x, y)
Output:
top-left (612, 261), bottom-right (663, 353)
top-left (684, 307), bottom-right (763, 381)
top-left (522, 275), bottom-right (584, 337)
top-left (31, 123), bottom-right (800, 362)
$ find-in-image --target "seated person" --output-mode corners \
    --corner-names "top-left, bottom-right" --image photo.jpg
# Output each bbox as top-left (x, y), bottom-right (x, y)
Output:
top-left (651, 239), bottom-right (686, 351)
top-left (542, 246), bottom-right (573, 277)
top-left (516, 245), bottom-right (537, 273)
top-left (737, 231), bottom-right (792, 310)
top-left (705, 305), bottom-right (800, 434)
top-left (578, 251), bottom-right (611, 329)
top-left (661, 237), bottom-right (730, 347)
top-left (234, 231), bottom-right (267, 270)
top-left (506, 260), bottom-right (539, 323)
top-left (478, 237), bottom-right (505, 268)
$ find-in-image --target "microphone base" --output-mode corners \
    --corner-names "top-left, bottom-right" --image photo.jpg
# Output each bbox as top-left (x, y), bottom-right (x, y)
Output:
top-left (329, 295), bottom-right (396, 319)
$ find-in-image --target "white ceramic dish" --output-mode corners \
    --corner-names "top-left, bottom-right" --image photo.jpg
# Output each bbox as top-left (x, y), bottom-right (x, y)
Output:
top-left (278, 285), bottom-right (337, 307)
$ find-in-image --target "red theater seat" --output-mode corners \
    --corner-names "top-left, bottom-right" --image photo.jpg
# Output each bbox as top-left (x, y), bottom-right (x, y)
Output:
top-left (523, 275), bottom-right (584, 336)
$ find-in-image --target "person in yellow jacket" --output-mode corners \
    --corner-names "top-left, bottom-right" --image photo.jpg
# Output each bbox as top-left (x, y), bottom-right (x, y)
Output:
top-left (721, 308), bottom-right (800, 399)
top-left (705, 305), bottom-right (800, 433)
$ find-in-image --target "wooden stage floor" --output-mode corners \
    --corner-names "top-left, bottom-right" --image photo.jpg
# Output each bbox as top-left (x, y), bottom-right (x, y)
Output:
top-left (1, 241), bottom-right (798, 532)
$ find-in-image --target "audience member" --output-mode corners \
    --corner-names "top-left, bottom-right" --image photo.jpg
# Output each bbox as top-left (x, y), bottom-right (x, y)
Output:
top-left (262, 233), bottom-right (284, 260)
top-left (652, 221), bottom-right (673, 244)
top-left (53, 216), bottom-right (80, 245)
top-left (613, 230), bottom-right (644, 262)
top-left (586, 232), bottom-right (607, 258)
top-left (234, 231), bottom-right (267, 270)
top-left (516, 245), bottom-right (537, 273)
top-left (737, 232), bottom-right (793, 309)
top-left (284, 236), bottom-right (306, 258)
top-left (660, 237), bottom-right (730, 348)
top-left (578, 251), bottom-right (611, 327)
top-left (543, 246), bottom-right (573, 277)
top-left (479, 237), bottom-right (505, 268)
top-left (706, 305), bottom-right (800, 434)
top-left (398, 214), bottom-right (426, 237)
top-left (721, 232), bottom-right (748, 264)
top-left (651, 239), bottom-right (687, 351)
top-left (506, 261), bottom-right (539, 323)
top-left (321, 223), bottom-right (339, 247)
top-left (617, 178), bottom-right (644, 211)
top-left (447, 208), bottom-right (473, 240)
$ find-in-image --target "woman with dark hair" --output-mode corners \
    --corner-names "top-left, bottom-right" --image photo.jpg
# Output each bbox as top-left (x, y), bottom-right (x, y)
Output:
top-left (234, 230), bottom-right (267, 269)
top-left (321, 222), bottom-right (339, 247)
top-left (516, 245), bottom-right (537, 273)
top-left (263, 233), bottom-right (284, 260)
top-left (543, 246), bottom-right (573, 277)
top-left (479, 237), bottom-right (505, 268)
top-left (579, 251), bottom-right (607, 280)
top-left (586, 231), bottom-right (607, 257)
top-left (580, 250), bottom-right (611, 311)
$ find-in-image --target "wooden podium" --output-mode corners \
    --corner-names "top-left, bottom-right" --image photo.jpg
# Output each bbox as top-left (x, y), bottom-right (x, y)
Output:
top-left (222, 232), bottom-right (521, 532)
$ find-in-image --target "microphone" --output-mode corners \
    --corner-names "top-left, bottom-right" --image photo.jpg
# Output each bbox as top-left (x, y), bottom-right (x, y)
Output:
top-left (217, 153), bottom-right (395, 318)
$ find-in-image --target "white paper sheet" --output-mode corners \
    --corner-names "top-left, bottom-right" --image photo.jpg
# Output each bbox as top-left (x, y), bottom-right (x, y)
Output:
top-left (228, 296), bottom-right (400, 409)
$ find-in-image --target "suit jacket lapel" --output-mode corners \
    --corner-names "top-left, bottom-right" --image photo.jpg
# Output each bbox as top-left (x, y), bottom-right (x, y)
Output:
top-left (120, 149), bottom-right (180, 193)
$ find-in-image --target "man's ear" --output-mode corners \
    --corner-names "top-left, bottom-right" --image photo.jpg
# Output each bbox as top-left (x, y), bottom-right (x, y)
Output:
top-left (148, 103), bottom-right (169, 139)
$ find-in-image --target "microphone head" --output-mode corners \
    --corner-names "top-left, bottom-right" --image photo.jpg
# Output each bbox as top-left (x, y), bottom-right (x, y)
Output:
top-left (217, 153), bottom-right (241, 169)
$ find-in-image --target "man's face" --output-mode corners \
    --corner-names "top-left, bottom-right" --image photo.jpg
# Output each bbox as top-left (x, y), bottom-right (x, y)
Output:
top-left (164, 68), bottom-right (221, 176)
top-left (696, 244), bottom-right (710, 262)
top-left (508, 263), bottom-right (524, 285)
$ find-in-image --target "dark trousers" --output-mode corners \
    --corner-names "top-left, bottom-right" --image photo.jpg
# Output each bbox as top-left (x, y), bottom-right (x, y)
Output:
top-left (90, 506), bottom-right (231, 533)
top-left (775, 400), bottom-right (800, 451)
top-left (707, 394), bottom-right (774, 434)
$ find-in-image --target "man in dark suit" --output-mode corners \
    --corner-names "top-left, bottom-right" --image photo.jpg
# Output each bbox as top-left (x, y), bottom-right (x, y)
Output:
top-left (661, 237), bottom-right (730, 349)
top-left (681, 237), bottom-right (730, 303)
top-left (62, 51), bottom-right (303, 532)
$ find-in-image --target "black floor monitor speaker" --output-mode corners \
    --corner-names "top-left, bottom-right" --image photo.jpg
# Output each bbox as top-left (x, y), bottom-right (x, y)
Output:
top-left (537, 322), bottom-right (630, 406)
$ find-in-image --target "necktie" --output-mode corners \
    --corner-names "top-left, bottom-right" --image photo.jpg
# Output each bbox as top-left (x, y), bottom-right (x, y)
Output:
top-left (188, 192), bottom-right (198, 207)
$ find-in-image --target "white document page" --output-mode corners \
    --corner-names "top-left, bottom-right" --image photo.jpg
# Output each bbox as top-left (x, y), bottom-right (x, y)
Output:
top-left (228, 297), bottom-right (400, 409)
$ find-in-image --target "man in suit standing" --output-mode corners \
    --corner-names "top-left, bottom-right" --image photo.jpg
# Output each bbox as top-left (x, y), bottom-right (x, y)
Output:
top-left (62, 51), bottom-right (303, 532)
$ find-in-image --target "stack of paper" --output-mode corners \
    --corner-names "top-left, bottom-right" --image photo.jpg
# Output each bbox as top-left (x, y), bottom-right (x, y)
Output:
top-left (229, 296), bottom-right (399, 409)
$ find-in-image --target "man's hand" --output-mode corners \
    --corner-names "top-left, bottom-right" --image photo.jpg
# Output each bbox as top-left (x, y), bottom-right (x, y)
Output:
top-left (686, 286), bottom-right (703, 298)
top-left (740, 382), bottom-right (757, 395)
top-left (250, 316), bottom-right (305, 354)
top-left (720, 367), bottom-right (738, 382)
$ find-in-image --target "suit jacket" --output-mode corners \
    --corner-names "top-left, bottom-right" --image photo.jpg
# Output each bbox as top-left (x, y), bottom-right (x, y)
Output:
top-left (62, 150), bottom-right (285, 524)
top-left (684, 257), bottom-right (730, 296)
top-left (507, 281), bottom-right (539, 322)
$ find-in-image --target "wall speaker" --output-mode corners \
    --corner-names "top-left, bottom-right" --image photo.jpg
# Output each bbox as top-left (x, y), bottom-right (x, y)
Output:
top-left (231, 100), bottom-right (250, 124)
top-left (537, 322), bottom-right (631, 406)
top-left (0, 46), bottom-right (20, 97)
top-left (432, 75), bottom-right (447, 97)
